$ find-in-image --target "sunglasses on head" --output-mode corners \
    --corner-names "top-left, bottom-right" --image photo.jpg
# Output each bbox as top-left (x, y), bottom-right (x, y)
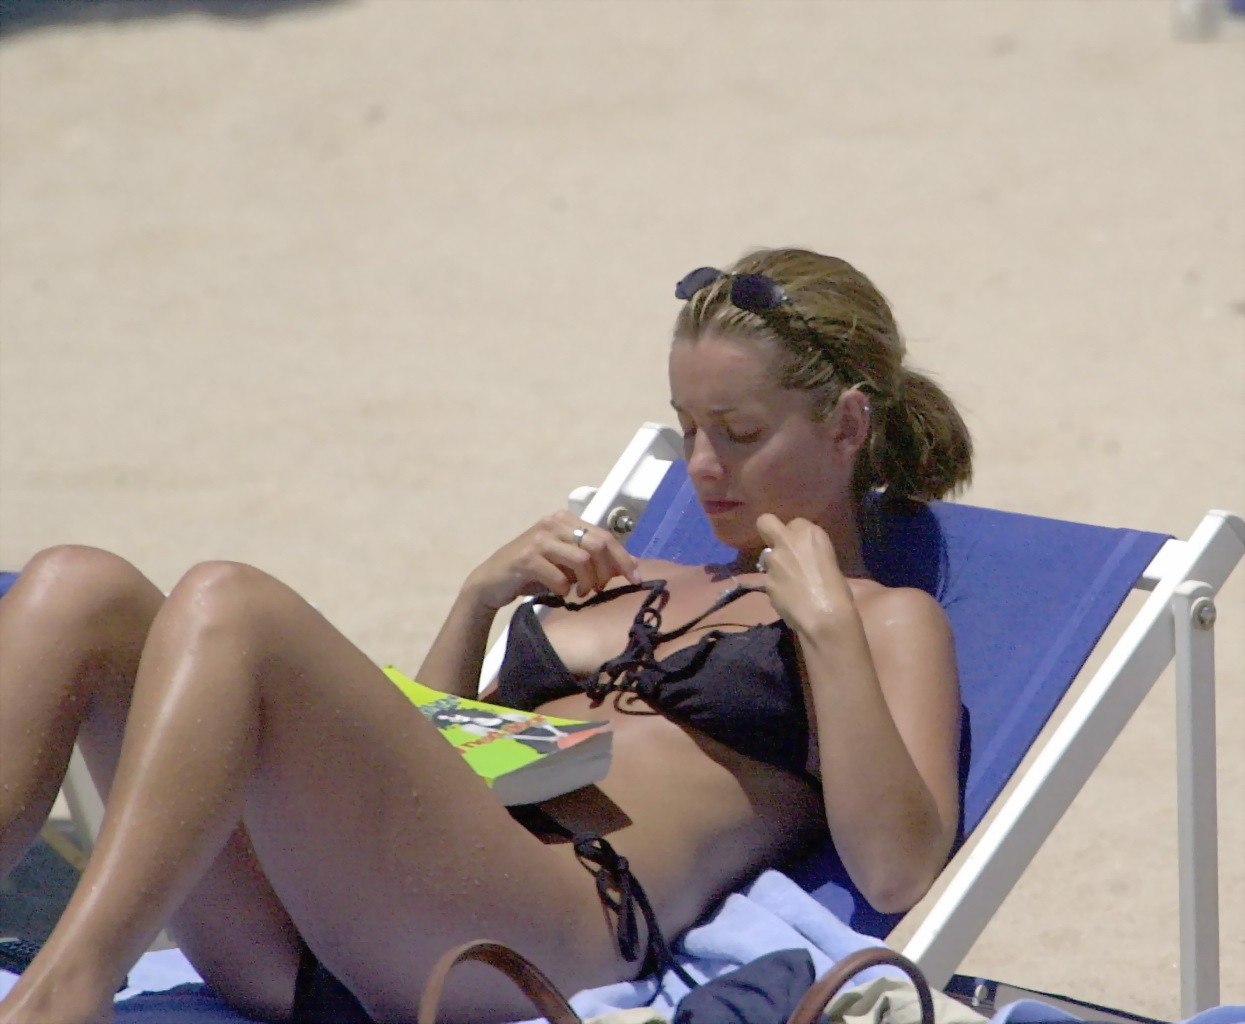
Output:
top-left (677, 265), bottom-right (822, 348)
top-left (674, 266), bottom-right (795, 314)
top-left (675, 266), bottom-right (861, 387)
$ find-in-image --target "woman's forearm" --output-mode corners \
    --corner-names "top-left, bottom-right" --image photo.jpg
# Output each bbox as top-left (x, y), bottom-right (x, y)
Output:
top-left (798, 612), bottom-right (955, 913)
top-left (415, 586), bottom-right (499, 698)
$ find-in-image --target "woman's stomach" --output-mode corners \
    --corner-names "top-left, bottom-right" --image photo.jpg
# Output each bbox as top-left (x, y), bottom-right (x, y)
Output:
top-left (524, 692), bottom-right (825, 938)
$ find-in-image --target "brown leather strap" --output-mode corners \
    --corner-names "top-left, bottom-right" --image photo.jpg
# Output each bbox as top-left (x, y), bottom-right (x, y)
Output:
top-left (786, 947), bottom-right (935, 1024)
top-left (417, 940), bottom-right (582, 1024)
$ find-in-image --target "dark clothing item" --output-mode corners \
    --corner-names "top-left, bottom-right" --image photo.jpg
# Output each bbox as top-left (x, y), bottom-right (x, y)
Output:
top-left (291, 943), bottom-right (374, 1023)
top-left (494, 580), bottom-right (811, 777)
top-left (674, 948), bottom-right (816, 1024)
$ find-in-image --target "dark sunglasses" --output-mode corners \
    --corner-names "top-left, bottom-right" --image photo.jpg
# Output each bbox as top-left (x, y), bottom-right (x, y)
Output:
top-left (674, 266), bottom-right (795, 314)
top-left (674, 265), bottom-right (868, 391)
top-left (676, 264), bottom-right (848, 367)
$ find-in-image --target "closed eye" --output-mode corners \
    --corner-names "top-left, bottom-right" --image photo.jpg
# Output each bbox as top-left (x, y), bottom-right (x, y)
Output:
top-left (674, 413), bottom-right (760, 447)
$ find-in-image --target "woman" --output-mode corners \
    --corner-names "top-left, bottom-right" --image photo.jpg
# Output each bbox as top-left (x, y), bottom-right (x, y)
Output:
top-left (0, 247), bottom-right (971, 1023)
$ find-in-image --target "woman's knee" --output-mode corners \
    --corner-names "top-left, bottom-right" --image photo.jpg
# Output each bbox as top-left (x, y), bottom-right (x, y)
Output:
top-left (164, 561), bottom-right (302, 641)
top-left (11, 545), bottom-right (162, 636)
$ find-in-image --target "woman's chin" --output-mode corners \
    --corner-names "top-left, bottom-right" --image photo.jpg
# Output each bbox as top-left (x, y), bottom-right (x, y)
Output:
top-left (706, 520), bottom-right (761, 558)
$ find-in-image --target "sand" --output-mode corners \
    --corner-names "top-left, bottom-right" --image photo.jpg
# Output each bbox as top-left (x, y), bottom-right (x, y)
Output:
top-left (0, 0), bottom-right (1242, 1015)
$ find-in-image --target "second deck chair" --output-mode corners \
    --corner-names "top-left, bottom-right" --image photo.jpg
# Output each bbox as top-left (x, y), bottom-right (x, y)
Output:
top-left (486, 422), bottom-right (1242, 1018)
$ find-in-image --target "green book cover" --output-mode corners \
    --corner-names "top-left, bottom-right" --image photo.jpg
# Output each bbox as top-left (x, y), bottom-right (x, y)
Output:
top-left (383, 666), bottom-right (613, 806)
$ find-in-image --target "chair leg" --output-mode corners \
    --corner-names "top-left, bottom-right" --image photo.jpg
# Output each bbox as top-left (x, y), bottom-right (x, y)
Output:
top-left (35, 822), bottom-right (87, 874)
top-left (61, 745), bottom-right (103, 857)
top-left (1173, 580), bottom-right (1220, 1015)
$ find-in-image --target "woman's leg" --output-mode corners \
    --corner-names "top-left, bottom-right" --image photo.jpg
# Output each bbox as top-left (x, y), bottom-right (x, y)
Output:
top-left (0, 546), bottom-right (159, 878)
top-left (0, 548), bottom-right (305, 1018)
top-left (0, 560), bottom-right (614, 1024)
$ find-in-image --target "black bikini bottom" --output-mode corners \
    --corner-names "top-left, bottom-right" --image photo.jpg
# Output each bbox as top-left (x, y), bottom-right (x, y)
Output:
top-left (289, 816), bottom-right (695, 1022)
top-left (291, 942), bottom-right (373, 1023)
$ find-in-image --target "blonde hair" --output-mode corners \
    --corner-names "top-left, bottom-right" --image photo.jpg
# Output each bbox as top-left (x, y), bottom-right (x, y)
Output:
top-left (673, 247), bottom-right (972, 503)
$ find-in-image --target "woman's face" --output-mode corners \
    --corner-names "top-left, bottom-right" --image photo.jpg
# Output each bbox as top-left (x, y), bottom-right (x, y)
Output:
top-left (668, 332), bottom-right (859, 554)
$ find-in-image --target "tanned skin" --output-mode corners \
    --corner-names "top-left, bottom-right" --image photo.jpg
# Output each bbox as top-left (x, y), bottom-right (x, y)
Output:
top-left (0, 332), bottom-right (959, 1023)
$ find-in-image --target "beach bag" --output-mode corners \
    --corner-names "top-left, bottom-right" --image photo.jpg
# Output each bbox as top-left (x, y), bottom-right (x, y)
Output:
top-left (416, 939), bottom-right (960, 1024)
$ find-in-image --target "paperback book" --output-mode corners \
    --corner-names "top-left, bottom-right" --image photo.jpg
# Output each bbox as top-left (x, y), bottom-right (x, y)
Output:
top-left (382, 666), bottom-right (612, 806)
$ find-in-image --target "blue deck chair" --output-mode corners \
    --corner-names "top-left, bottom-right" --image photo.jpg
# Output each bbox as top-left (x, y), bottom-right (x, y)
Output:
top-left (5, 422), bottom-right (1244, 1017)
top-left (512, 422), bottom-right (1243, 1018)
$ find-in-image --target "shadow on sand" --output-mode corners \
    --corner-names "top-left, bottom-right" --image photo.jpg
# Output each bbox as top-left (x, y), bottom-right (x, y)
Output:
top-left (0, 0), bottom-right (351, 38)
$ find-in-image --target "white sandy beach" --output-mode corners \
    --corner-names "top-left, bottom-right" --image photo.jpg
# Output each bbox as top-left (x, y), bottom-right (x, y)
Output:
top-left (0, 0), bottom-right (1242, 1015)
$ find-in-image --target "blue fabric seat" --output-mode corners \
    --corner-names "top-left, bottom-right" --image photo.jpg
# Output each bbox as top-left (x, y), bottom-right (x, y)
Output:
top-left (624, 460), bottom-right (1169, 937)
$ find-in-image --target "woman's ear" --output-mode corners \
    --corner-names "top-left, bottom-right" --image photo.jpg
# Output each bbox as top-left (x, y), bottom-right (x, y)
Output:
top-left (830, 386), bottom-right (872, 457)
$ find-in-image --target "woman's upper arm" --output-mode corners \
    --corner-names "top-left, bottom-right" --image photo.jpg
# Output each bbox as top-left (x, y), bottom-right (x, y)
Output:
top-left (861, 586), bottom-right (962, 839)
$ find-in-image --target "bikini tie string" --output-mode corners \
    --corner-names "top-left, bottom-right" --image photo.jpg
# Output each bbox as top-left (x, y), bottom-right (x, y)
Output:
top-left (586, 583), bottom-right (668, 702)
top-left (571, 831), bottom-right (698, 991)
top-left (543, 579), bottom-right (766, 707)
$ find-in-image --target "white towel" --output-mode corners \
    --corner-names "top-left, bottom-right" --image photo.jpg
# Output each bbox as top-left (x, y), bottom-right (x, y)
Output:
top-left (0, 870), bottom-right (897, 1023)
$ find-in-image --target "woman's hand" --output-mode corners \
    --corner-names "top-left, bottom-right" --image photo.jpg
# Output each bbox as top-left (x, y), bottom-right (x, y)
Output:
top-left (463, 511), bottom-right (643, 611)
top-left (755, 513), bottom-right (858, 636)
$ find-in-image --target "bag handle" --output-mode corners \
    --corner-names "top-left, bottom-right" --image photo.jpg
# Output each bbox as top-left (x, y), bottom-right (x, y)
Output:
top-left (417, 940), bottom-right (583, 1024)
top-left (786, 947), bottom-right (935, 1024)
top-left (417, 939), bottom-right (933, 1024)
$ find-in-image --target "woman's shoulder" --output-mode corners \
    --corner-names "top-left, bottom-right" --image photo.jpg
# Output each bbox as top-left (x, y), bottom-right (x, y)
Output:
top-left (853, 580), bottom-right (949, 633)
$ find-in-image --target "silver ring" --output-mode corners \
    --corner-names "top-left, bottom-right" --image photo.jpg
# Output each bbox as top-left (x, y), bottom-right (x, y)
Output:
top-left (572, 527), bottom-right (588, 547)
top-left (756, 547), bottom-right (772, 573)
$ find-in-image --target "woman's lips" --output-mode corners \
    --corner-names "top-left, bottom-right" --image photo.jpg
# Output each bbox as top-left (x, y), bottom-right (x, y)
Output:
top-left (702, 499), bottom-right (744, 515)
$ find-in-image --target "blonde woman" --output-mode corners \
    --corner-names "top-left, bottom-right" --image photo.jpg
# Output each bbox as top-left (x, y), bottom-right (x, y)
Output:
top-left (0, 248), bottom-right (970, 1023)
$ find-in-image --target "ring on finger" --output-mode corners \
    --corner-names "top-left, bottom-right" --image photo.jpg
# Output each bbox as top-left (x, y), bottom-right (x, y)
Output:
top-left (572, 527), bottom-right (588, 547)
top-left (756, 547), bottom-right (772, 573)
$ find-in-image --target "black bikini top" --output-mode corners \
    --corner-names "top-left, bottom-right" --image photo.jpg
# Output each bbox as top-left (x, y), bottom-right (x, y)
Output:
top-left (493, 579), bottom-right (810, 777)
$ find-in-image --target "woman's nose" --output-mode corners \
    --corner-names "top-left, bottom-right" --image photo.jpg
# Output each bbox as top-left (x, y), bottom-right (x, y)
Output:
top-left (686, 431), bottom-right (724, 481)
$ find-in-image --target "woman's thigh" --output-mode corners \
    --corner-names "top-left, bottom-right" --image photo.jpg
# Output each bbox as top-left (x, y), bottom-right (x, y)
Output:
top-left (1, 549), bottom-right (309, 1018)
top-left (184, 563), bottom-right (619, 1021)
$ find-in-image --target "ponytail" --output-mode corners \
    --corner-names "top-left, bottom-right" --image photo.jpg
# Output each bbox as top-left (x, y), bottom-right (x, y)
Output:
top-left (856, 367), bottom-right (973, 502)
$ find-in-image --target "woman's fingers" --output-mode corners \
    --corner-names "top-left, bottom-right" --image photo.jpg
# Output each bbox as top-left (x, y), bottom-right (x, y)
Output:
top-left (755, 512), bottom-right (784, 547)
top-left (751, 514), bottom-right (855, 625)
top-left (469, 513), bottom-right (641, 608)
top-left (755, 514), bottom-right (837, 567)
top-left (545, 519), bottom-right (641, 597)
top-left (755, 514), bottom-right (820, 574)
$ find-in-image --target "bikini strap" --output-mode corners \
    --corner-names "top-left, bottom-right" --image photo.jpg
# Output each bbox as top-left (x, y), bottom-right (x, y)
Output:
top-left (571, 831), bottom-right (699, 991)
top-left (531, 579), bottom-right (666, 613)
top-left (650, 582), bottom-right (766, 646)
top-left (589, 582), bottom-right (765, 704)
top-left (506, 805), bottom-right (697, 990)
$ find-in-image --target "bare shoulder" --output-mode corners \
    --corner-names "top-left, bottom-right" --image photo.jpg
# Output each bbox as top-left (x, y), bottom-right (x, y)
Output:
top-left (853, 582), bottom-right (948, 631)
top-left (853, 583), bottom-right (957, 686)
